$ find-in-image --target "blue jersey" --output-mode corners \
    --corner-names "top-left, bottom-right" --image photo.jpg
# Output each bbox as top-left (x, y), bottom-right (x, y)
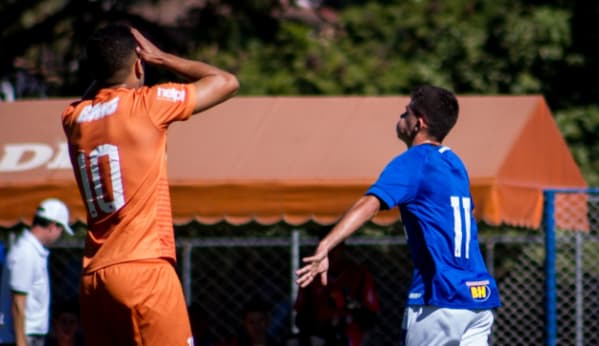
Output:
top-left (367, 144), bottom-right (501, 309)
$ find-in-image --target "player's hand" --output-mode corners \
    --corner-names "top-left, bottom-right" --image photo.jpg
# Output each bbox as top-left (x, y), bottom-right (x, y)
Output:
top-left (130, 27), bottom-right (167, 65)
top-left (296, 249), bottom-right (329, 288)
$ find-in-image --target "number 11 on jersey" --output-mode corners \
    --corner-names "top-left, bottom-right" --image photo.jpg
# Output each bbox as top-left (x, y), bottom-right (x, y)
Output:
top-left (450, 196), bottom-right (471, 259)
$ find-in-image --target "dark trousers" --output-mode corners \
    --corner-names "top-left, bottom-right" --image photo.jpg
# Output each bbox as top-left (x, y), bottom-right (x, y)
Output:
top-left (0, 334), bottom-right (46, 346)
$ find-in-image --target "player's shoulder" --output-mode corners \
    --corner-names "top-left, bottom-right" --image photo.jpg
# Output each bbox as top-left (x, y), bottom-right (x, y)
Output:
top-left (391, 144), bottom-right (430, 165)
top-left (417, 144), bottom-right (466, 166)
top-left (146, 82), bottom-right (190, 98)
top-left (62, 88), bottom-right (134, 115)
top-left (62, 88), bottom-right (118, 126)
top-left (61, 99), bottom-right (84, 120)
top-left (436, 146), bottom-right (468, 169)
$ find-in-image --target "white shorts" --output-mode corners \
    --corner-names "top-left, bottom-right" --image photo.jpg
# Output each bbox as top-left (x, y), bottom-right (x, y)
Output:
top-left (401, 306), bottom-right (494, 346)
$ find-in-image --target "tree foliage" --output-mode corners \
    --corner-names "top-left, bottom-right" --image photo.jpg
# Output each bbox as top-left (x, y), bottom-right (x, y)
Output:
top-left (1, 0), bottom-right (598, 184)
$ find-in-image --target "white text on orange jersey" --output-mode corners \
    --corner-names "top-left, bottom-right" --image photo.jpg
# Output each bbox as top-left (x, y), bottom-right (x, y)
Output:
top-left (157, 87), bottom-right (186, 102)
top-left (77, 97), bottom-right (120, 123)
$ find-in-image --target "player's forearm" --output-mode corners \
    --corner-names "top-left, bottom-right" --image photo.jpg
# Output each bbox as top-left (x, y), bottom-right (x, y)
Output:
top-left (12, 298), bottom-right (26, 346)
top-left (159, 53), bottom-right (235, 83)
top-left (319, 196), bottom-right (380, 252)
top-left (15, 332), bottom-right (26, 346)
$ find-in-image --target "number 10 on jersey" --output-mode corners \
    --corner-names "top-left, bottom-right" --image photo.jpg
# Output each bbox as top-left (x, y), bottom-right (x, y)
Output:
top-left (76, 144), bottom-right (125, 218)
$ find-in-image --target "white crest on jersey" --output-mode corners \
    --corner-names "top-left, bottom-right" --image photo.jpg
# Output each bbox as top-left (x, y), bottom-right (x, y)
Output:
top-left (408, 292), bottom-right (422, 299)
top-left (77, 97), bottom-right (119, 123)
top-left (157, 87), bottom-right (186, 102)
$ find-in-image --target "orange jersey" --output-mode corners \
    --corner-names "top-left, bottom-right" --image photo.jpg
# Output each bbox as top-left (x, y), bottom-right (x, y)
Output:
top-left (62, 83), bottom-right (196, 273)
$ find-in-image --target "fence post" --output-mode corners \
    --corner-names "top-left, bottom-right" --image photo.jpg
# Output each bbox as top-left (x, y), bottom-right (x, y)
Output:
top-left (544, 190), bottom-right (557, 346)
top-left (182, 240), bottom-right (192, 307)
top-left (290, 229), bottom-right (300, 334)
top-left (485, 238), bottom-right (495, 276)
top-left (575, 230), bottom-right (583, 346)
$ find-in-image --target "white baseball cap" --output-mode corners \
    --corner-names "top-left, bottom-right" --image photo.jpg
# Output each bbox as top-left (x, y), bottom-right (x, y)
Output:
top-left (35, 198), bottom-right (74, 235)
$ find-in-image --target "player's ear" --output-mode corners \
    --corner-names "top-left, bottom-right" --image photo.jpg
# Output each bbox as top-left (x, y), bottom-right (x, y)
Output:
top-left (417, 116), bottom-right (428, 130)
top-left (134, 58), bottom-right (144, 79)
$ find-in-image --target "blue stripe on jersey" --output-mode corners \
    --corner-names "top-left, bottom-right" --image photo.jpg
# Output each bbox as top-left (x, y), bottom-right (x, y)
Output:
top-left (366, 144), bottom-right (501, 309)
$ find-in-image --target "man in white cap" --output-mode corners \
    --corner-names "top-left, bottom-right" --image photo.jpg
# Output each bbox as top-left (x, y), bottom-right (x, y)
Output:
top-left (0, 198), bottom-right (74, 346)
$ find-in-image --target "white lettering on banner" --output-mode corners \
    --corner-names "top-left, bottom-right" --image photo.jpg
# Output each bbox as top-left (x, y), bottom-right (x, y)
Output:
top-left (47, 142), bottom-right (72, 169)
top-left (157, 87), bottom-right (185, 102)
top-left (77, 97), bottom-right (119, 123)
top-left (0, 142), bottom-right (71, 172)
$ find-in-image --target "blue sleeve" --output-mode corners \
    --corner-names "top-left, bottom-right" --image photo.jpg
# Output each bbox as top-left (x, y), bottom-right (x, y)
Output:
top-left (366, 150), bottom-right (423, 209)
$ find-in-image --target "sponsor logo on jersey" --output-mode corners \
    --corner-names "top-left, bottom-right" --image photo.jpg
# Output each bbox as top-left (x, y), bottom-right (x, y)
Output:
top-left (157, 87), bottom-right (186, 102)
top-left (466, 280), bottom-right (491, 302)
top-left (77, 97), bottom-right (119, 123)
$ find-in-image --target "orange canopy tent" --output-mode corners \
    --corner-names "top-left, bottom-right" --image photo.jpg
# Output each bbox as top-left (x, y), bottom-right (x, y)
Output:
top-left (0, 96), bottom-right (586, 229)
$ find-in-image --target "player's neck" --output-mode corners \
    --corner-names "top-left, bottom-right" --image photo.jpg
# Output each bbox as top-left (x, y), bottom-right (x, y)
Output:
top-left (101, 72), bottom-right (143, 90)
top-left (409, 134), bottom-right (441, 148)
top-left (419, 139), bottom-right (441, 146)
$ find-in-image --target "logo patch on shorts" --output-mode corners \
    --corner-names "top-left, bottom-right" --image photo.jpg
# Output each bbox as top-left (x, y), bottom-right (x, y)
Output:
top-left (466, 280), bottom-right (491, 302)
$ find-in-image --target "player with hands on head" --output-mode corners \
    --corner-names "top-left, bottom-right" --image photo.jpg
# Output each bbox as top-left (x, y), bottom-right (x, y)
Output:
top-left (296, 85), bottom-right (501, 346)
top-left (62, 24), bottom-right (239, 346)
top-left (129, 28), bottom-right (238, 113)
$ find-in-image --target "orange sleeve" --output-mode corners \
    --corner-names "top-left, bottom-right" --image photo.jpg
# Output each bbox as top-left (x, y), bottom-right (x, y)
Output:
top-left (142, 83), bottom-right (197, 128)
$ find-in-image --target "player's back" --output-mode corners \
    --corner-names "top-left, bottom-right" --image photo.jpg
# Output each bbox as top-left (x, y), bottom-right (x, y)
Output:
top-left (415, 146), bottom-right (481, 266)
top-left (400, 145), bottom-right (501, 309)
top-left (62, 84), bottom-right (195, 272)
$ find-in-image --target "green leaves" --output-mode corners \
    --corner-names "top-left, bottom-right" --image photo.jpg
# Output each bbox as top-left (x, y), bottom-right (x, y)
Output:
top-left (2, 0), bottom-right (597, 185)
top-left (556, 107), bottom-right (599, 185)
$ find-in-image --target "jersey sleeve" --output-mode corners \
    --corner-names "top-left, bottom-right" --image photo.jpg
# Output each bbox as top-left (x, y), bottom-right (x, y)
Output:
top-left (366, 150), bottom-right (423, 209)
top-left (143, 83), bottom-right (197, 128)
top-left (7, 251), bottom-right (34, 294)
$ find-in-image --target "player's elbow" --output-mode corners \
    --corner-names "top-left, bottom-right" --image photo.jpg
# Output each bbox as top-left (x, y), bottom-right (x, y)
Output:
top-left (219, 72), bottom-right (240, 98)
top-left (356, 195), bottom-right (381, 216)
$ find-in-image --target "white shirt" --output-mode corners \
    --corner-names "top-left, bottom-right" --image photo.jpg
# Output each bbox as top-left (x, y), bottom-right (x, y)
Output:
top-left (0, 230), bottom-right (50, 342)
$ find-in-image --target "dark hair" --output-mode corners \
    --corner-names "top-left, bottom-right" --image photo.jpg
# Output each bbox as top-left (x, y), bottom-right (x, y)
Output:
top-left (32, 215), bottom-right (52, 228)
top-left (409, 85), bottom-right (459, 142)
top-left (86, 24), bottom-right (137, 83)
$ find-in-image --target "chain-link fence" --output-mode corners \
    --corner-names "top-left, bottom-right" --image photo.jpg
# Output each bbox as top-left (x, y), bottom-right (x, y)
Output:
top-left (541, 189), bottom-right (599, 346)
top-left (12, 188), bottom-right (599, 345)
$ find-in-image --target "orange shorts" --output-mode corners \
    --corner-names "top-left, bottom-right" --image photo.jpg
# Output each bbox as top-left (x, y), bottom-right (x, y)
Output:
top-left (80, 259), bottom-right (193, 346)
